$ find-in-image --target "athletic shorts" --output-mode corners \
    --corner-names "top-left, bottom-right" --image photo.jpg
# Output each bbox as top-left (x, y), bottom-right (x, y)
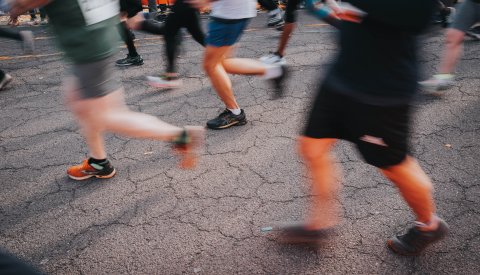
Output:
top-left (71, 56), bottom-right (121, 99)
top-left (120, 0), bottom-right (143, 18)
top-left (206, 17), bottom-right (249, 47)
top-left (304, 86), bottom-right (411, 168)
top-left (451, 0), bottom-right (480, 32)
top-left (285, 0), bottom-right (301, 23)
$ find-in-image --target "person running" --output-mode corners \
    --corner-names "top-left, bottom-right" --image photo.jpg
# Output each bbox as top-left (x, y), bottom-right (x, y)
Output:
top-left (128, 0), bottom-right (206, 88)
top-left (260, 0), bottom-right (342, 65)
top-left (420, 0), bottom-right (480, 91)
top-left (187, 0), bottom-right (288, 130)
top-left (279, 0), bottom-right (449, 256)
top-left (10, 0), bottom-right (205, 180)
top-left (116, 0), bottom-right (145, 66)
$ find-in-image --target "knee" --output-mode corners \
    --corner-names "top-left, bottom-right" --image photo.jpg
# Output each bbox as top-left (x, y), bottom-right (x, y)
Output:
top-left (298, 136), bottom-right (335, 162)
top-left (445, 29), bottom-right (464, 47)
top-left (203, 60), bottom-right (216, 75)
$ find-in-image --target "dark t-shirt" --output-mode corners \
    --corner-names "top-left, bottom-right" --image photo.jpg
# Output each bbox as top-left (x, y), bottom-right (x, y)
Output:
top-left (323, 0), bottom-right (436, 106)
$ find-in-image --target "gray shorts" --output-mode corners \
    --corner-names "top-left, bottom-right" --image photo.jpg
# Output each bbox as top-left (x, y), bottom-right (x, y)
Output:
top-left (451, 0), bottom-right (480, 32)
top-left (71, 56), bottom-right (121, 99)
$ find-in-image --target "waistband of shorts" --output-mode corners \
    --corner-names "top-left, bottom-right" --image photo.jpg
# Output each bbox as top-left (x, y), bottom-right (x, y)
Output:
top-left (210, 16), bottom-right (248, 24)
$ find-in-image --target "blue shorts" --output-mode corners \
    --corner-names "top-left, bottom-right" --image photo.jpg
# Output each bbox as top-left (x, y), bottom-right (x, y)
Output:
top-left (206, 17), bottom-right (250, 47)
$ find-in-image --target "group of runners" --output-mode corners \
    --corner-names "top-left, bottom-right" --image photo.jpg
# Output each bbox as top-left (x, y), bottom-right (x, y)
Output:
top-left (1, 0), bottom-right (480, 270)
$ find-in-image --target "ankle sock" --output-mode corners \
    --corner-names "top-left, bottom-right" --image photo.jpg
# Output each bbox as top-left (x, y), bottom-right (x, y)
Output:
top-left (88, 157), bottom-right (108, 165)
top-left (228, 108), bottom-right (241, 115)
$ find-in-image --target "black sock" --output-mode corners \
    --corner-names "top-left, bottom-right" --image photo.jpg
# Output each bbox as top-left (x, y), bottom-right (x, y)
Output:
top-left (88, 157), bottom-right (108, 165)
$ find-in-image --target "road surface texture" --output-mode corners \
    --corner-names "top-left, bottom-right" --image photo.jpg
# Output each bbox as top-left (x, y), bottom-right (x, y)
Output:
top-left (1, 11), bottom-right (479, 275)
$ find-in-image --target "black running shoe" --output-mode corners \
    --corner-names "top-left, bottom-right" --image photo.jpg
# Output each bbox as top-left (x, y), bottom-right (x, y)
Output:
top-left (115, 54), bottom-right (144, 66)
top-left (387, 218), bottom-right (449, 256)
top-left (206, 109), bottom-right (247, 130)
top-left (270, 64), bottom-right (289, 99)
top-left (278, 224), bottom-right (334, 244)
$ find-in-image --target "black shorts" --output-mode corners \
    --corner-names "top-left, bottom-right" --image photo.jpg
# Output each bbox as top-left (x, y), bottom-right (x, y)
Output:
top-left (285, 0), bottom-right (301, 23)
top-left (304, 86), bottom-right (411, 168)
top-left (120, 0), bottom-right (143, 18)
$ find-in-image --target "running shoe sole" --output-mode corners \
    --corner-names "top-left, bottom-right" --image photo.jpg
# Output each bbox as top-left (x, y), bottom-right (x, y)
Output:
top-left (207, 119), bottom-right (247, 130)
top-left (67, 169), bottom-right (116, 181)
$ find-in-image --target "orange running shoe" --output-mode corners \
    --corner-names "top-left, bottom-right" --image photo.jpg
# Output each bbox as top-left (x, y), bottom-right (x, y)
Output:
top-left (67, 159), bottom-right (116, 180)
top-left (171, 126), bottom-right (205, 169)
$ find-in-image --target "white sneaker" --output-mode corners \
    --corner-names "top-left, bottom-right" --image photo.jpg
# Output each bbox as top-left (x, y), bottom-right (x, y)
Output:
top-left (259, 52), bottom-right (286, 65)
top-left (147, 75), bottom-right (182, 89)
top-left (0, 74), bottom-right (13, 91)
top-left (419, 74), bottom-right (455, 91)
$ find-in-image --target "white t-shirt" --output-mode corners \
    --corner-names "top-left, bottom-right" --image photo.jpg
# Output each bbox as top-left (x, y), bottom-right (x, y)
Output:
top-left (211, 0), bottom-right (257, 20)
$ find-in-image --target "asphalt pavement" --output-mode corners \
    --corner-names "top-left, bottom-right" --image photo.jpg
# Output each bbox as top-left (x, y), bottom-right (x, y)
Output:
top-left (1, 11), bottom-right (479, 274)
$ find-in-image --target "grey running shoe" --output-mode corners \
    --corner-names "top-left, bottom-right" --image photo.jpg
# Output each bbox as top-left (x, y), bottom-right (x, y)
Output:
top-left (115, 54), bottom-right (144, 66)
top-left (0, 73), bottom-right (13, 91)
top-left (419, 74), bottom-right (455, 91)
top-left (267, 11), bottom-right (284, 27)
top-left (206, 109), bottom-right (247, 130)
top-left (19, 31), bottom-right (35, 54)
top-left (387, 218), bottom-right (449, 256)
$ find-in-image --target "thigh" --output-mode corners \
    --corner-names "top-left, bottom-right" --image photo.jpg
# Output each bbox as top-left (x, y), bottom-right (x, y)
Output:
top-left (71, 56), bottom-right (121, 99)
top-left (303, 86), bottom-right (346, 139)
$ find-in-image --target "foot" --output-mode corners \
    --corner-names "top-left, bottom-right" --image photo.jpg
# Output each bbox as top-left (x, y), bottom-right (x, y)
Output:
top-left (259, 52), bottom-right (286, 65)
top-left (19, 31), bottom-right (35, 54)
top-left (267, 11), bottom-right (285, 28)
top-left (171, 126), bottom-right (205, 169)
top-left (278, 224), bottom-right (334, 244)
top-left (206, 109), bottom-right (247, 130)
top-left (67, 159), bottom-right (116, 180)
top-left (115, 54), bottom-right (144, 66)
top-left (419, 74), bottom-right (455, 92)
top-left (40, 19), bottom-right (48, 25)
top-left (387, 218), bottom-right (449, 256)
top-left (466, 26), bottom-right (480, 40)
top-left (270, 64), bottom-right (289, 99)
top-left (146, 74), bottom-right (183, 89)
top-left (0, 74), bottom-right (13, 91)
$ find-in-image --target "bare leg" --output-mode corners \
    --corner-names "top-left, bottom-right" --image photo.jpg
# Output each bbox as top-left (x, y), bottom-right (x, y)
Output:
top-left (438, 29), bottom-right (465, 74)
top-left (380, 156), bottom-right (436, 228)
top-left (299, 137), bottom-right (341, 230)
top-left (277, 22), bottom-right (295, 56)
top-left (65, 79), bottom-right (184, 159)
top-left (203, 45), bottom-right (239, 109)
top-left (222, 58), bottom-right (267, 75)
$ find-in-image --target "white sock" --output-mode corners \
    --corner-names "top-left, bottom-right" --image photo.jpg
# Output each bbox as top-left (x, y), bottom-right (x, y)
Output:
top-left (227, 108), bottom-right (241, 115)
top-left (262, 65), bottom-right (282, 80)
top-left (268, 8), bottom-right (281, 16)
